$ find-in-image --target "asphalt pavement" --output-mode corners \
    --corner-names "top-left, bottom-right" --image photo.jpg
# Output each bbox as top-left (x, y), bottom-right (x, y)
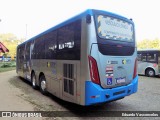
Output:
top-left (1, 70), bottom-right (160, 120)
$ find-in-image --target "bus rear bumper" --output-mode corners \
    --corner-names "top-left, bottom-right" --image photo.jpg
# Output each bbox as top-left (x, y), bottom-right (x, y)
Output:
top-left (85, 75), bottom-right (138, 106)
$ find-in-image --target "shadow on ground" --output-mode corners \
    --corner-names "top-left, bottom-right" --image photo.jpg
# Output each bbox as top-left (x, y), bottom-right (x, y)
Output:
top-left (9, 76), bottom-right (128, 117)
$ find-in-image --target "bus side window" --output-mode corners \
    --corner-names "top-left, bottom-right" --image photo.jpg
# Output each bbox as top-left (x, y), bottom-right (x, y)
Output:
top-left (25, 42), bottom-right (31, 61)
top-left (45, 30), bottom-right (57, 59)
top-left (141, 54), bottom-right (147, 62)
top-left (57, 19), bottom-right (81, 60)
top-left (147, 53), bottom-right (156, 62)
top-left (137, 54), bottom-right (142, 61)
top-left (34, 37), bottom-right (45, 59)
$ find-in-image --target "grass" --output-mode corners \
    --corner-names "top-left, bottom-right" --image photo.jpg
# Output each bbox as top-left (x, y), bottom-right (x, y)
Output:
top-left (0, 61), bottom-right (16, 72)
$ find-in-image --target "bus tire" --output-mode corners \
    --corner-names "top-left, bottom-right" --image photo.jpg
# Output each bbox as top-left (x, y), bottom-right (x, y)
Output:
top-left (146, 68), bottom-right (155, 77)
top-left (39, 75), bottom-right (47, 95)
top-left (31, 72), bottom-right (38, 89)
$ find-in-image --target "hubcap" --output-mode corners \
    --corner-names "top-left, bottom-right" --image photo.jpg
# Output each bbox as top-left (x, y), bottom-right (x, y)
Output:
top-left (41, 80), bottom-right (46, 91)
top-left (149, 71), bottom-right (154, 76)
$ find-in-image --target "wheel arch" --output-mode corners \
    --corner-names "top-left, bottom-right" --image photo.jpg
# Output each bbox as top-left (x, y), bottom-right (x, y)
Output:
top-left (39, 72), bottom-right (48, 95)
top-left (31, 70), bottom-right (38, 89)
top-left (31, 70), bottom-right (35, 77)
top-left (39, 72), bottom-right (45, 85)
top-left (145, 67), bottom-right (155, 76)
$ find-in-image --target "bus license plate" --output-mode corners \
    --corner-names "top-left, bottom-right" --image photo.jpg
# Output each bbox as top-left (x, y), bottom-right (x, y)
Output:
top-left (116, 77), bottom-right (126, 84)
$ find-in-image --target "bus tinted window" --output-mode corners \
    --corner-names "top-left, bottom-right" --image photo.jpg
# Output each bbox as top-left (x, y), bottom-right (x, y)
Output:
top-left (95, 14), bottom-right (135, 56)
top-left (17, 44), bottom-right (25, 69)
top-left (25, 41), bottom-right (31, 61)
top-left (57, 19), bottom-right (81, 60)
top-left (137, 54), bottom-right (141, 61)
top-left (35, 37), bottom-right (45, 59)
top-left (31, 41), bottom-right (36, 59)
top-left (147, 53), bottom-right (156, 62)
top-left (96, 15), bottom-right (133, 42)
top-left (141, 54), bottom-right (147, 62)
top-left (45, 30), bottom-right (57, 59)
top-left (138, 52), bottom-right (157, 63)
top-left (19, 45), bottom-right (25, 61)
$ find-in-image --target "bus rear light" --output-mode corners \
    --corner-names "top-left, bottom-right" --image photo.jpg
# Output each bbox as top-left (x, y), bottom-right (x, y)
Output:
top-left (153, 63), bottom-right (157, 67)
top-left (91, 96), bottom-right (96, 98)
top-left (88, 56), bottom-right (100, 85)
top-left (91, 95), bottom-right (100, 98)
top-left (133, 58), bottom-right (137, 79)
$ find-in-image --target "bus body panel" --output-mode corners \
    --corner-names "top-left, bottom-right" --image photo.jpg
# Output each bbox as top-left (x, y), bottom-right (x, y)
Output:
top-left (98, 53), bottom-right (137, 88)
top-left (138, 62), bottom-right (159, 75)
top-left (85, 75), bottom-right (138, 105)
top-left (79, 17), bottom-right (90, 105)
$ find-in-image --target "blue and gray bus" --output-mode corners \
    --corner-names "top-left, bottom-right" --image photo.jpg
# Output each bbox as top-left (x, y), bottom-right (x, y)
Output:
top-left (16, 9), bottom-right (138, 106)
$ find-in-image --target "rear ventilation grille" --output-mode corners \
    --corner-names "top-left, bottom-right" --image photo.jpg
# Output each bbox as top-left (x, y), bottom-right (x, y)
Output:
top-left (63, 64), bottom-right (74, 95)
top-left (113, 90), bottom-right (125, 96)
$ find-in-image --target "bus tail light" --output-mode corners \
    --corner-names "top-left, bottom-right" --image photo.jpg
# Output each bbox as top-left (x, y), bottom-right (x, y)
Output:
top-left (133, 58), bottom-right (137, 79)
top-left (88, 56), bottom-right (100, 84)
top-left (153, 63), bottom-right (157, 68)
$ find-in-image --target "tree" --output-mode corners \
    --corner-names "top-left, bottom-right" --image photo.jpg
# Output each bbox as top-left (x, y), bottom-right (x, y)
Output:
top-left (137, 38), bottom-right (160, 50)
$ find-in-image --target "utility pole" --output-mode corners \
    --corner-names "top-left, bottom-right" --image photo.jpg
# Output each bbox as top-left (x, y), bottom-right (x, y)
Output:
top-left (25, 24), bottom-right (28, 41)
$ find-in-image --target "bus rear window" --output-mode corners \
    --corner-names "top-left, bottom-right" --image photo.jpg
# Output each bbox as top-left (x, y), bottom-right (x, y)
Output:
top-left (97, 15), bottom-right (134, 42)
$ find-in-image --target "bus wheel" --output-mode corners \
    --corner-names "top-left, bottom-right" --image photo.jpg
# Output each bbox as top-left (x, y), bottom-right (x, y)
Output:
top-left (146, 69), bottom-right (155, 77)
top-left (31, 72), bottom-right (38, 89)
top-left (39, 75), bottom-right (47, 95)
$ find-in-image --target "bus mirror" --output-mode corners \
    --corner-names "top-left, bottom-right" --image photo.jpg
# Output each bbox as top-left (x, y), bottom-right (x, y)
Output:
top-left (86, 14), bottom-right (91, 24)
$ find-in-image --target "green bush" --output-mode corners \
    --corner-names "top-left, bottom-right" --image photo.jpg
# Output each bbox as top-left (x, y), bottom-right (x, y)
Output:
top-left (1, 63), bottom-right (11, 68)
top-left (0, 62), bottom-right (16, 68)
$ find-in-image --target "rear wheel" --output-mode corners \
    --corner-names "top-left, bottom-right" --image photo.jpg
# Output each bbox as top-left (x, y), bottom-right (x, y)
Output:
top-left (39, 75), bottom-right (47, 95)
top-left (146, 69), bottom-right (155, 77)
top-left (31, 72), bottom-right (38, 89)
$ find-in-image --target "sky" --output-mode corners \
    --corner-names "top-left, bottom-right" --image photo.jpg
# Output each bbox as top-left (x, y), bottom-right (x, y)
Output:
top-left (0, 0), bottom-right (160, 41)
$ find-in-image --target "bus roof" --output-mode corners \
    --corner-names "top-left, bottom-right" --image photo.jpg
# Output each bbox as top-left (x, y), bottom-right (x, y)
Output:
top-left (138, 49), bottom-right (160, 53)
top-left (138, 49), bottom-right (160, 51)
top-left (18, 9), bottom-right (132, 47)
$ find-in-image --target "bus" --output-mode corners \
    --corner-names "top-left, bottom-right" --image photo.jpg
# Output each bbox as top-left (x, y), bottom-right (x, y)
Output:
top-left (137, 49), bottom-right (160, 77)
top-left (16, 9), bottom-right (138, 106)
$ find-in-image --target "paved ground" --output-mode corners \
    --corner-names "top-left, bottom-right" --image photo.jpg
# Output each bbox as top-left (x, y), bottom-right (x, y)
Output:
top-left (0, 70), bottom-right (160, 120)
top-left (0, 70), bottom-right (34, 111)
top-left (0, 70), bottom-right (46, 120)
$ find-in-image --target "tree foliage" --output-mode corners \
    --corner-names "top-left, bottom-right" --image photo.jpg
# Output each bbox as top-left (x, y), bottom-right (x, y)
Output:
top-left (137, 38), bottom-right (160, 50)
top-left (0, 33), bottom-right (24, 57)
